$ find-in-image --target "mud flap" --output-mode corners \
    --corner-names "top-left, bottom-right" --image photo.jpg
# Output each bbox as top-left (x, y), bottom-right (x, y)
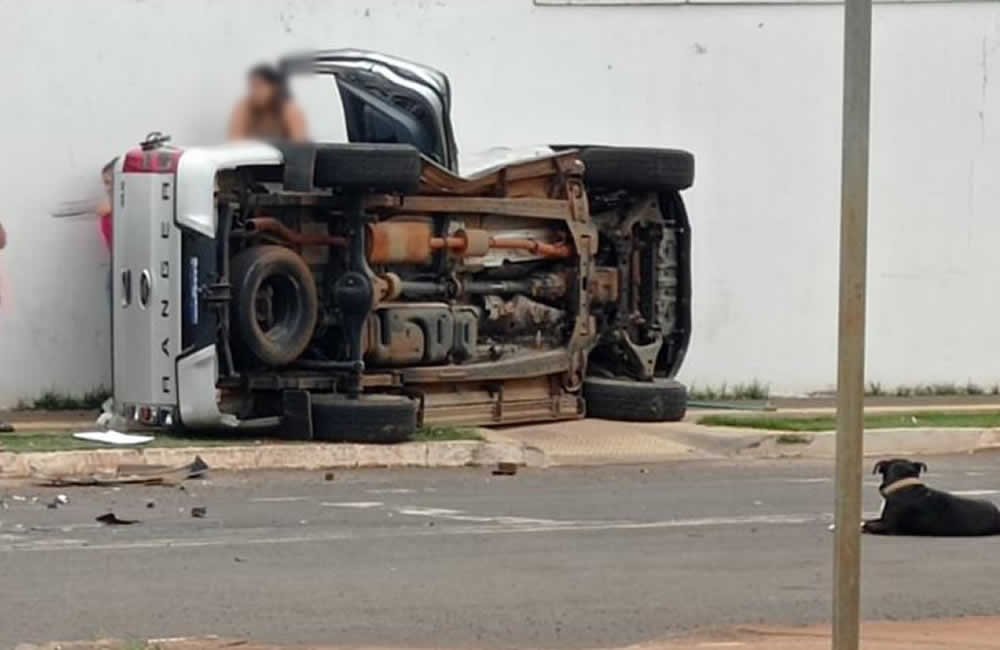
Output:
top-left (280, 143), bottom-right (318, 192)
top-left (280, 389), bottom-right (314, 440)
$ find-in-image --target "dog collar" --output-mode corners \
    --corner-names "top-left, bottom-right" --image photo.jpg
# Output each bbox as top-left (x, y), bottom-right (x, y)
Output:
top-left (880, 477), bottom-right (924, 497)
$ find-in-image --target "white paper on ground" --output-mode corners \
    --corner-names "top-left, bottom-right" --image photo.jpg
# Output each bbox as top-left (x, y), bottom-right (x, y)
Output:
top-left (72, 431), bottom-right (155, 446)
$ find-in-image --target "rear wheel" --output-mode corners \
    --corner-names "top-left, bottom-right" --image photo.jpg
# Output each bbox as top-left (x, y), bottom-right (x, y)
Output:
top-left (558, 146), bottom-right (694, 192)
top-left (231, 245), bottom-right (318, 367)
top-left (583, 376), bottom-right (687, 422)
top-left (311, 393), bottom-right (419, 444)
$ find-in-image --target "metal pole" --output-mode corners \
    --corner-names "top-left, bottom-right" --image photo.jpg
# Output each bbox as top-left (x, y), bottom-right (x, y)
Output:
top-left (833, 0), bottom-right (872, 645)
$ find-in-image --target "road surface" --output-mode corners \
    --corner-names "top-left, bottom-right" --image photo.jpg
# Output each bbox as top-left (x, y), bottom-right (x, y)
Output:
top-left (3, 455), bottom-right (1000, 647)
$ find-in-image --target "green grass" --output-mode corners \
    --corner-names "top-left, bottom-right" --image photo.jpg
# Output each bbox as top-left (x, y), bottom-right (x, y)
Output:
top-left (411, 425), bottom-right (483, 442)
top-left (776, 433), bottom-right (813, 444)
top-left (0, 426), bottom-right (482, 453)
top-left (688, 380), bottom-right (770, 401)
top-left (18, 387), bottom-right (111, 411)
top-left (0, 431), bottom-right (271, 453)
top-left (884, 382), bottom-right (1000, 397)
top-left (699, 411), bottom-right (1000, 432)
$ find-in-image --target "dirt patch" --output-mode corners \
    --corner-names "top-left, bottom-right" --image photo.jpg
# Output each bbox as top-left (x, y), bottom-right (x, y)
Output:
top-left (23, 618), bottom-right (1000, 649)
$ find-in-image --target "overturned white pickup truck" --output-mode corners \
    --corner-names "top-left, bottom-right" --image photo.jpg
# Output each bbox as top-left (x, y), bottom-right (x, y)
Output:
top-left (111, 49), bottom-right (694, 442)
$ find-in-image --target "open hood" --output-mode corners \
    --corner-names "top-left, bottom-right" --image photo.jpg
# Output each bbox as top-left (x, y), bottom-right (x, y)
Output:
top-left (284, 49), bottom-right (458, 172)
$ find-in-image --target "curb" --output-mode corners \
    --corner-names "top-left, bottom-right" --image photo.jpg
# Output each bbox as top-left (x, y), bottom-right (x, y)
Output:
top-left (0, 440), bottom-right (543, 479)
top-left (742, 427), bottom-right (1000, 459)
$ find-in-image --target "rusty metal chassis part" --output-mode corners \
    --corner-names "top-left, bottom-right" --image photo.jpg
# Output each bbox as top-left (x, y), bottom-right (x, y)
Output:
top-left (364, 154), bottom-right (599, 394)
top-left (228, 153), bottom-right (600, 426)
top-left (592, 193), bottom-right (670, 381)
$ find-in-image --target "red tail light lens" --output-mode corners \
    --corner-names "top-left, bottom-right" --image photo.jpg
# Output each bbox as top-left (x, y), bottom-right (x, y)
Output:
top-left (123, 148), bottom-right (182, 173)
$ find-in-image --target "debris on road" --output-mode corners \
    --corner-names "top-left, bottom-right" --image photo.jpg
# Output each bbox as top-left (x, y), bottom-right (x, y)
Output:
top-left (190, 506), bottom-right (207, 518)
top-left (146, 500), bottom-right (156, 509)
top-left (95, 512), bottom-right (139, 526)
top-left (493, 462), bottom-right (518, 476)
top-left (32, 455), bottom-right (209, 487)
top-left (71, 430), bottom-right (155, 446)
top-left (45, 495), bottom-right (68, 510)
top-left (324, 472), bottom-right (335, 481)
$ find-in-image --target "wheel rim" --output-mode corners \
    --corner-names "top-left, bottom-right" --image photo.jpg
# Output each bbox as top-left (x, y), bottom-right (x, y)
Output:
top-left (253, 273), bottom-right (303, 344)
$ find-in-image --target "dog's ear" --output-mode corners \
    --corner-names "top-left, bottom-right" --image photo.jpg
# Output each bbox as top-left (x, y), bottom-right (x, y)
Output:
top-left (915, 461), bottom-right (928, 475)
top-left (872, 460), bottom-right (887, 475)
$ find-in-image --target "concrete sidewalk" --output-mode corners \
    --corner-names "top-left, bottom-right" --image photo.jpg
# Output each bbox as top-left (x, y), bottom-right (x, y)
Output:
top-left (0, 438), bottom-right (538, 478)
top-left (6, 398), bottom-right (1000, 470)
top-left (16, 617), bottom-right (1000, 649)
top-left (657, 617), bottom-right (1000, 649)
top-left (490, 416), bottom-right (1000, 465)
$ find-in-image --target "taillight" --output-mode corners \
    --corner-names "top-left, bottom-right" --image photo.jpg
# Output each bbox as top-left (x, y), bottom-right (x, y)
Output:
top-left (138, 405), bottom-right (154, 423)
top-left (123, 148), bottom-right (182, 173)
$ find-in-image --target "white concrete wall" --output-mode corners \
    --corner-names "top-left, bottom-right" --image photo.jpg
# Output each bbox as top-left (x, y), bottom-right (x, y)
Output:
top-left (2, 0), bottom-right (999, 402)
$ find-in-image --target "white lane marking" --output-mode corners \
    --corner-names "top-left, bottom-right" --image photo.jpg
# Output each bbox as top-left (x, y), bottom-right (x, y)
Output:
top-left (782, 478), bottom-right (830, 484)
top-left (249, 496), bottom-right (311, 503)
top-left (950, 489), bottom-right (1000, 497)
top-left (697, 643), bottom-right (746, 648)
top-left (366, 488), bottom-right (415, 494)
top-left (965, 472), bottom-right (986, 477)
top-left (22, 538), bottom-right (89, 547)
top-left (395, 505), bottom-right (592, 526)
top-left (320, 501), bottom-right (384, 509)
top-left (0, 512), bottom-right (825, 553)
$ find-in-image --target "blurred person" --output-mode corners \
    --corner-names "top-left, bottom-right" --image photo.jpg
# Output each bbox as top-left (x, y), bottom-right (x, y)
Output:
top-left (228, 64), bottom-right (308, 142)
top-left (0, 220), bottom-right (10, 432)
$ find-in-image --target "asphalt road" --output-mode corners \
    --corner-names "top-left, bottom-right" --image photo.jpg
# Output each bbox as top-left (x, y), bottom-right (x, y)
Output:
top-left (3, 455), bottom-right (1000, 648)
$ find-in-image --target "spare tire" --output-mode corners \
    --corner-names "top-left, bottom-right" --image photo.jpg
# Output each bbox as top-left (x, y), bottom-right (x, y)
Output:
top-left (231, 245), bottom-right (318, 367)
top-left (583, 376), bottom-right (687, 422)
top-left (568, 146), bottom-right (694, 191)
top-left (311, 393), bottom-right (419, 444)
top-left (313, 143), bottom-right (422, 193)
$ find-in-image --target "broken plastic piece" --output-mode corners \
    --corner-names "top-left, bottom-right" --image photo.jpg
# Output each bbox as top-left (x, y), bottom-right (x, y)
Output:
top-left (493, 462), bottom-right (518, 476)
top-left (73, 430), bottom-right (155, 446)
top-left (32, 455), bottom-right (209, 487)
top-left (96, 512), bottom-right (139, 526)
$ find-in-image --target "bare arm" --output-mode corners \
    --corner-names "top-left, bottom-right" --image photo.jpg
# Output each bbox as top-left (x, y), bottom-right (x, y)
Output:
top-left (97, 195), bottom-right (112, 217)
top-left (227, 100), bottom-right (251, 141)
top-left (283, 101), bottom-right (309, 142)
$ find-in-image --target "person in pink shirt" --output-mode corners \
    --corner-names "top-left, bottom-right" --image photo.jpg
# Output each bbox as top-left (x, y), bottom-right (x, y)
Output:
top-left (98, 159), bottom-right (114, 252)
top-left (0, 220), bottom-right (9, 432)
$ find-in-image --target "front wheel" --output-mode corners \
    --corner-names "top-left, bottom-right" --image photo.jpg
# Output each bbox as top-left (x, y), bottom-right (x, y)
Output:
top-left (583, 377), bottom-right (687, 422)
top-left (311, 393), bottom-right (419, 444)
top-left (553, 145), bottom-right (695, 192)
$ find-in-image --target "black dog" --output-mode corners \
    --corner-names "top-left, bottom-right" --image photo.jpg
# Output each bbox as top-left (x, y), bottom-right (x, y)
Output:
top-left (862, 458), bottom-right (1000, 536)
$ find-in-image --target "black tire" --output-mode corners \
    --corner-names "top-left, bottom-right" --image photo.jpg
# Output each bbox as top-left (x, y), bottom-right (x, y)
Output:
top-left (311, 393), bottom-right (419, 444)
top-left (230, 245), bottom-right (318, 367)
top-left (583, 376), bottom-right (687, 422)
top-left (313, 143), bottom-right (422, 193)
top-left (570, 146), bottom-right (694, 191)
